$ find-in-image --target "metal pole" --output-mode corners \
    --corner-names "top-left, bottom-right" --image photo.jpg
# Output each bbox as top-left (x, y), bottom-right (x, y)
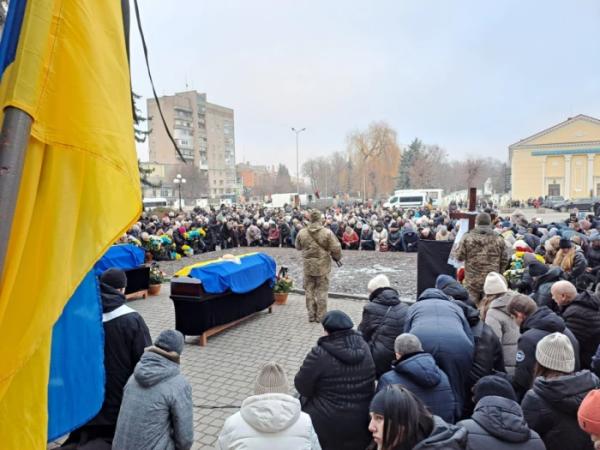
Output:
top-left (0, 107), bottom-right (34, 281)
top-left (178, 183), bottom-right (182, 211)
top-left (295, 132), bottom-right (299, 194)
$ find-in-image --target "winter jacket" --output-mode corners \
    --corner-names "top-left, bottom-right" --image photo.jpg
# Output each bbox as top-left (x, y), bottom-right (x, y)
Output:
top-left (358, 287), bottom-right (409, 376)
top-left (246, 225), bottom-right (262, 245)
top-left (294, 329), bottom-right (376, 450)
top-left (587, 245), bottom-right (600, 269)
top-left (565, 249), bottom-right (588, 283)
top-left (377, 352), bottom-right (457, 423)
top-left (372, 228), bottom-right (388, 250)
top-left (413, 416), bottom-right (468, 450)
top-left (530, 267), bottom-right (565, 310)
top-left (216, 393), bottom-right (321, 450)
top-left (521, 370), bottom-right (600, 450)
top-left (342, 230), bottom-right (359, 247)
top-left (89, 283), bottom-right (152, 428)
top-left (439, 278), bottom-right (476, 308)
top-left (559, 290), bottom-right (600, 369)
top-left (513, 306), bottom-right (580, 400)
top-left (113, 349), bottom-right (194, 450)
top-left (404, 289), bottom-right (474, 417)
top-left (295, 223), bottom-right (342, 277)
top-left (453, 299), bottom-right (505, 386)
top-left (458, 396), bottom-right (545, 450)
top-left (485, 293), bottom-right (520, 375)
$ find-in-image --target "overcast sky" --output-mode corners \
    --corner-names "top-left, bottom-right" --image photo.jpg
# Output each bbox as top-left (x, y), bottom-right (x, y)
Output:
top-left (130, 0), bottom-right (600, 172)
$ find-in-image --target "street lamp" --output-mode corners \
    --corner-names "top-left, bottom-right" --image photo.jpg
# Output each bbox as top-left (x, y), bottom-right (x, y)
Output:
top-left (291, 127), bottom-right (306, 194)
top-left (173, 173), bottom-right (186, 211)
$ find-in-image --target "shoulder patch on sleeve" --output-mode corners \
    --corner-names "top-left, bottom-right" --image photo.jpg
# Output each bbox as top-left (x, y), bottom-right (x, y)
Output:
top-left (516, 350), bottom-right (525, 363)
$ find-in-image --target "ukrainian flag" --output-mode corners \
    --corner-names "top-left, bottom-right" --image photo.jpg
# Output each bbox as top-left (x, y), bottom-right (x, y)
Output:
top-left (0, 1), bottom-right (141, 447)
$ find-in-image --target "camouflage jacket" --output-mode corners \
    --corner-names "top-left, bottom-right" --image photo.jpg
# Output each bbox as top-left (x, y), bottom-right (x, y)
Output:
top-left (456, 225), bottom-right (509, 288)
top-left (295, 223), bottom-right (342, 277)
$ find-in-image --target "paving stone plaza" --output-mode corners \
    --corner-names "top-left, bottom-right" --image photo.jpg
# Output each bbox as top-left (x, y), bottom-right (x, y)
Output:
top-left (133, 248), bottom-right (417, 449)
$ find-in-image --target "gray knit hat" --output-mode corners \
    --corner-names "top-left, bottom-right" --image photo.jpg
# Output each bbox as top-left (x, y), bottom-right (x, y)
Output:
top-left (394, 333), bottom-right (423, 355)
top-left (476, 213), bottom-right (492, 226)
top-left (535, 332), bottom-right (575, 373)
top-left (254, 362), bottom-right (289, 395)
top-left (154, 329), bottom-right (184, 355)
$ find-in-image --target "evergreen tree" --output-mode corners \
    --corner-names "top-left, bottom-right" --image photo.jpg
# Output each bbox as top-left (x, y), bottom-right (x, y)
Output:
top-left (132, 92), bottom-right (159, 189)
top-left (396, 138), bottom-right (422, 189)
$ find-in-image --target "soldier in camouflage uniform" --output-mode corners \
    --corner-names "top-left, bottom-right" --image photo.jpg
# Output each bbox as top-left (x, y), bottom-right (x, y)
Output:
top-left (456, 212), bottom-right (509, 304)
top-left (295, 210), bottom-right (343, 322)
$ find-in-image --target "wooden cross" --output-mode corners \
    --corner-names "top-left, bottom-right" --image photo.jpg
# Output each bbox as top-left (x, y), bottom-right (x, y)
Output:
top-left (449, 187), bottom-right (479, 230)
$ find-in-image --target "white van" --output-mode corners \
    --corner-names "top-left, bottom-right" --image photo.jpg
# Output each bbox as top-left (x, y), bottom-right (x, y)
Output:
top-left (383, 192), bottom-right (427, 209)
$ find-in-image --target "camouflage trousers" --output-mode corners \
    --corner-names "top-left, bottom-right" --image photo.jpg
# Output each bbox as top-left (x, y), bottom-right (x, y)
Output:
top-left (465, 281), bottom-right (484, 305)
top-left (304, 274), bottom-right (330, 322)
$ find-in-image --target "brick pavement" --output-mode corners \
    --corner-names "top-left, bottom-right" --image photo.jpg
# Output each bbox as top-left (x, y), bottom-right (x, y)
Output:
top-left (130, 285), bottom-right (366, 450)
top-left (159, 247), bottom-right (418, 299)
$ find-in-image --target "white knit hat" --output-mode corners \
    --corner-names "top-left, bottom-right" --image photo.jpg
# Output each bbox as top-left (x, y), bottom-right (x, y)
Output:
top-left (254, 362), bottom-right (289, 395)
top-left (368, 274), bottom-right (390, 294)
top-left (536, 332), bottom-right (575, 373)
top-left (483, 272), bottom-right (508, 295)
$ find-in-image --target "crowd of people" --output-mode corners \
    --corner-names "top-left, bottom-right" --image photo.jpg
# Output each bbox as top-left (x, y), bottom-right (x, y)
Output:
top-left (122, 201), bottom-right (472, 261)
top-left (64, 204), bottom-right (600, 450)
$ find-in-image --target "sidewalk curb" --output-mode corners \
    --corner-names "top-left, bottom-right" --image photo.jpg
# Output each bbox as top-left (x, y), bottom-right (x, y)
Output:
top-left (291, 288), bottom-right (415, 304)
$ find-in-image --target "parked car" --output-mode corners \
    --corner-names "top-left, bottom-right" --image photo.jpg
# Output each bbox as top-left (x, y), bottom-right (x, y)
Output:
top-left (543, 196), bottom-right (564, 208)
top-left (552, 197), bottom-right (600, 212)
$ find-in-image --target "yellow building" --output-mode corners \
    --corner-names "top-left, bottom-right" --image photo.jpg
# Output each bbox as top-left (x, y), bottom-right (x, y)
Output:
top-left (510, 114), bottom-right (600, 201)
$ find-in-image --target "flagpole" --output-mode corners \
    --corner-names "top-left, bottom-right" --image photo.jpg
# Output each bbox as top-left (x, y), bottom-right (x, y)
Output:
top-left (0, 106), bottom-right (33, 280)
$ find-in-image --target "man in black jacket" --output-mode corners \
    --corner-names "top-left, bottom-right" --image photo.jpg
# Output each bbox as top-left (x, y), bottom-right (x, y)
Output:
top-left (63, 268), bottom-right (152, 447)
top-left (451, 297), bottom-right (505, 416)
top-left (552, 280), bottom-right (600, 369)
top-left (295, 310), bottom-right (375, 450)
top-left (507, 294), bottom-right (580, 400)
top-left (528, 261), bottom-right (565, 310)
top-left (358, 274), bottom-right (409, 377)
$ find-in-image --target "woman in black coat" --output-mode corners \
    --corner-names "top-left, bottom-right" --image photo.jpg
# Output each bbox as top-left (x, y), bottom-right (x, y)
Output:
top-left (521, 332), bottom-right (600, 450)
top-left (358, 275), bottom-right (409, 377)
top-left (295, 310), bottom-right (376, 450)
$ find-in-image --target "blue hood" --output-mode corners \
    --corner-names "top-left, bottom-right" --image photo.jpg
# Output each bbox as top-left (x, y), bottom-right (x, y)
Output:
top-left (393, 353), bottom-right (442, 388)
top-left (417, 288), bottom-right (452, 302)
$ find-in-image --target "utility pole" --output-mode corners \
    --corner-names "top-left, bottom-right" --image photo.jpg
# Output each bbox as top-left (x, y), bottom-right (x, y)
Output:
top-left (291, 127), bottom-right (306, 195)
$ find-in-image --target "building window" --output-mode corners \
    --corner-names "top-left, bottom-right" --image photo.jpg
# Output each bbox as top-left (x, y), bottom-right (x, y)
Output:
top-left (219, 180), bottom-right (223, 186)
top-left (219, 188), bottom-right (224, 194)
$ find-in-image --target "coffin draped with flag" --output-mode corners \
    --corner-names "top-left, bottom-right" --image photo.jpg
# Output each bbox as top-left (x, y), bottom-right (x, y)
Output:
top-left (0, 0), bottom-right (141, 447)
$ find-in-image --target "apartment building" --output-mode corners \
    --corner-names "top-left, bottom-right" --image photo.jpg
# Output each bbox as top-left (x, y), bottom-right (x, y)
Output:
top-left (147, 91), bottom-right (236, 199)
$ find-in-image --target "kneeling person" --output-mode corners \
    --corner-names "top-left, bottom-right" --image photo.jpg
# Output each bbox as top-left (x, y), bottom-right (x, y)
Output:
top-left (113, 330), bottom-right (193, 450)
top-left (217, 362), bottom-right (321, 449)
top-left (377, 333), bottom-right (456, 423)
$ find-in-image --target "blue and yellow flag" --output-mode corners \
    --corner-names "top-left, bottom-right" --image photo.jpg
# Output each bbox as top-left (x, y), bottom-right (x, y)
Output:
top-left (0, 1), bottom-right (141, 447)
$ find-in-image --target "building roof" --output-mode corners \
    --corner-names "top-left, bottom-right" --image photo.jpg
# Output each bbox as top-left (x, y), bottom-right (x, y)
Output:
top-left (509, 114), bottom-right (600, 149)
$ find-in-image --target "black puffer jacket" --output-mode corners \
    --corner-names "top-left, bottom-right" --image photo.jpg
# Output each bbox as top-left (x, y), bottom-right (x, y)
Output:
top-left (531, 267), bottom-right (565, 310)
top-left (513, 306), bottom-right (580, 400)
top-left (458, 396), bottom-right (545, 450)
top-left (358, 287), bottom-right (409, 376)
top-left (90, 283), bottom-right (152, 427)
top-left (413, 416), bottom-right (468, 450)
top-left (454, 300), bottom-right (505, 385)
top-left (559, 290), bottom-right (600, 369)
top-left (522, 371), bottom-right (600, 450)
top-left (295, 329), bottom-right (376, 450)
top-left (586, 245), bottom-right (600, 269)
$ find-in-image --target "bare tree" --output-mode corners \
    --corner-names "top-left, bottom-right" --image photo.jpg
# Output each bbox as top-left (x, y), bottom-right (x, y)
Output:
top-left (347, 122), bottom-right (400, 200)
